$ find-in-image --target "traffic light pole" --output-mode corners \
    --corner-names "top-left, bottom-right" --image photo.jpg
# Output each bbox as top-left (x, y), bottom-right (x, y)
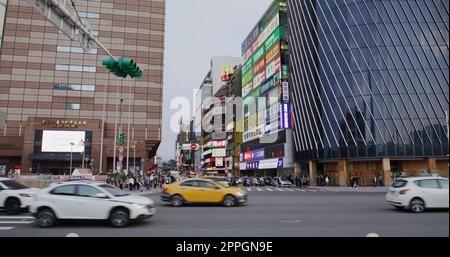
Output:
top-left (47, 0), bottom-right (116, 61)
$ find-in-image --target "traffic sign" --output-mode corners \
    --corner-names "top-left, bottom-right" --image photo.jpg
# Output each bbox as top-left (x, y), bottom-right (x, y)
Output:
top-left (78, 19), bottom-right (93, 52)
top-left (180, 144), bottom-right (200, 151)
top-left (191, 144), bottom-right (200, 151)
top-left (25, 0), bottom-right (77, 40)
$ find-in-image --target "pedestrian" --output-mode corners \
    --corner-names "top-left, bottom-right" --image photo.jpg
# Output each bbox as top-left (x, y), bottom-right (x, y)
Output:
top-left (372, 174), bottom-right (377, 188)
top-left (325, 176), bottom-right (330, 187)
top-left (129, 176), bottom-right (134, 191)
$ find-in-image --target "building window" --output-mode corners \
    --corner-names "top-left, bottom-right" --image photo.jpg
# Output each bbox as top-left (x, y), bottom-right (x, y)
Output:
top-left (55, 64), bottom-right (96, 73)
top-left (57, 46), bottom-right (97, 54)
top-left (54, 83), bottom-right (96, 92)
top-left (66, 103), bottom-right (80, 110)
top-left (75, 29), bottom-right (99, 37)
top-left (77, 11), bottom-right (100, 19)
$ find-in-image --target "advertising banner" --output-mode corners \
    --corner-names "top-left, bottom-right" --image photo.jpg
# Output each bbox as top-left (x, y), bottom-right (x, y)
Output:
top-left (212, 148), bottom-right (226, 157)
top-left (251, 148), bottom-right (265, 161)
top-left (215, 158), bottom-right (224, 167)
top-left (253, 71), bottom-right (266, 89)
top-left (244, 151), bottom-right (252, 162)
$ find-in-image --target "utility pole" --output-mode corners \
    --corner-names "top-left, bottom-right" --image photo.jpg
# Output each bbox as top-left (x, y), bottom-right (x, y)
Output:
top-left (126, 81), bottom-right (132, 174)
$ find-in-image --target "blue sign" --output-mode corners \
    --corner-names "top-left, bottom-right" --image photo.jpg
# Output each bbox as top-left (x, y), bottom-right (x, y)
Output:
top-left (251, 149), bottom-right (265, 161)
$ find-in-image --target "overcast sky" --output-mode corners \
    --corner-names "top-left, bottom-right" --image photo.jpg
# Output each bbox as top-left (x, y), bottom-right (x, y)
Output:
top-left (157, 0), bottom-right (273, 160)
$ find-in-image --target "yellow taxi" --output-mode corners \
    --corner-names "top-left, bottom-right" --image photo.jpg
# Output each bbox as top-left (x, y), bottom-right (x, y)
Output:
top-left (202, 176), bottom-right (230, 187)
top-left (160, 178), bottom-right (247, 207)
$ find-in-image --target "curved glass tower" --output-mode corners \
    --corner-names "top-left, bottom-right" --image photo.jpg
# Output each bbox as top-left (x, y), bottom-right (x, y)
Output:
top-left (289, 0), bottom-right (449, 160)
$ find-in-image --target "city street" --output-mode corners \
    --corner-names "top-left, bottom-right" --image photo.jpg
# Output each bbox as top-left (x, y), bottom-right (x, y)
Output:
top-left (0, 188), bottom-right (448, 237)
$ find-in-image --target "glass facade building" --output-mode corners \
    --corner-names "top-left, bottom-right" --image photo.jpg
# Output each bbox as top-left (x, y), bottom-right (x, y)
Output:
top-left (288, 0), bottom-right (449, 162)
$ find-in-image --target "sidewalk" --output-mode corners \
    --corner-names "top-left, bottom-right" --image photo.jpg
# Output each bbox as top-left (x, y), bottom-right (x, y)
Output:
top-left (310, 186), bottom-right (390, 192)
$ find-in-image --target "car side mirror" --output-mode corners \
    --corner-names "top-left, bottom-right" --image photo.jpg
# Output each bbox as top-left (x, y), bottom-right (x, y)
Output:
top-left (95, 193), bottom-right (109, 199)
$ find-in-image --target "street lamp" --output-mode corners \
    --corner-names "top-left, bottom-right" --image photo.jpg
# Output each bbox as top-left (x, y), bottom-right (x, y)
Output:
top-left (80, 140), bottom-right (86, 169)
top-left (69, 142), bottom-right (75, 176)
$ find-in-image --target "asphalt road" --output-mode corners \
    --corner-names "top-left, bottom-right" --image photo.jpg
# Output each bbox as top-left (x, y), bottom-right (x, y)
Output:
top-left (0, 188), bottom-right (448, 237)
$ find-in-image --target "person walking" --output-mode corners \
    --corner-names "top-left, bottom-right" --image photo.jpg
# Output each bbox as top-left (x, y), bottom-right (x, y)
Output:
top-left (372, 175), bottom-right (377, 188)
top-left (129, 176), bottom-right (134, 192)
top-left (325, 176), bottom-right (330, 187)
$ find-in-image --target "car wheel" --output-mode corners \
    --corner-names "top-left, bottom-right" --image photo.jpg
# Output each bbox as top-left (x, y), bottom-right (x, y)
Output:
top-left (109, 208), bottom-right (130, 228)
top-left (36, 208), bottom-right (56, 228)
top-left (5, 198), bottom-right (21, 215)
top-left (410, 198), bottom-right (425, 213)
top-left (171, 195), bottom-right (183, 207)
top-left (223, 195), bottom-right (236, 207)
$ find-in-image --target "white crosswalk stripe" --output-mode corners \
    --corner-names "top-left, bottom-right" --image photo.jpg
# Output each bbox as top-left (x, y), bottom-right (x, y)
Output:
top-left (256, 188), bottom-right (262, 191)
top-left (0, 221), bottom-right (33, 224)
top-left (285, 188), bottom-right (294, 192)
top-left (0, 216), bottom-right (34, 220)
top-left (0, 227), bottom-right (14, 230)
top-left (266, 188), bottom-right (273, 191)
top-left (276, 188), bottom-right (284, 191)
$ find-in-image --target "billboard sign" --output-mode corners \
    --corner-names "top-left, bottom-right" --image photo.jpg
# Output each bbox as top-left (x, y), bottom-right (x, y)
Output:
top-left (212, 148), bottom-right (226, 157)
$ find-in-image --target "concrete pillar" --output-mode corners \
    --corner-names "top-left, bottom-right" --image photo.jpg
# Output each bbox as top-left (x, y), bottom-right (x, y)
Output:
top-left (382, 158), bottom-right (391, 187)
top-left (427, 157), bottom-right (437, 172)
top-left (295, 161), bottom-right (301, 176)
top-left (338, 160), bottom-right (348, 187)
top-left (309, 160), bottom-right (317, 186)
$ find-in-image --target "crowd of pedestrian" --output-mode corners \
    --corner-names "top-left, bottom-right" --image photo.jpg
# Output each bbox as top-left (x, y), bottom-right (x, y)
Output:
top-left (106, 172), bottom-right (177, 192)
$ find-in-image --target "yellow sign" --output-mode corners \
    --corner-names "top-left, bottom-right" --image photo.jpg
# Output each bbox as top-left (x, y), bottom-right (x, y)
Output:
top-left (221, 64), bottom-right (234, 81)
top-left (41, 119), bottom-right (87, 128)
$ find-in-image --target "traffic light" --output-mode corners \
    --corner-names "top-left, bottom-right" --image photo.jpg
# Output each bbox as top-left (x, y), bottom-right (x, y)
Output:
top-left (118, 57), bottom-right (142, 78)
top-left (102, 56), bottom-right (142, 79)
top-left (119, 131), bottom-right (125, 145)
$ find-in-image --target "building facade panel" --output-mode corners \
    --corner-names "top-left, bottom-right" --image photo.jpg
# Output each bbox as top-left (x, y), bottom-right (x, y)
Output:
top-left (0, 0), bottom-right (166, 175)
top-left (288, 0), bottom-right (449, 184)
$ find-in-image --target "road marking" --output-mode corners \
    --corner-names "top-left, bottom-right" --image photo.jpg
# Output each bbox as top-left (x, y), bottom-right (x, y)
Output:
top-left (281, 219), bottom-right (302, 224)
top-left (266, 188), bottom-right (273, 192)
top-left (276, 188), bottom-right (284, 192)
top-left (308, 189), bottom-right (317, 192)
top-left (296, 189), bottom-right (306, 192)
top-left (285, 188), bottom-right (294, 192)
top-left (0, 216), bottom-right (34, 220)
top-left (256, 188), bottom-right (262, 191)
top-left (0, 221), bottom-right (33, 224)
top-left (0, 227), bottom-right (14, 230)
top-left (66, 233), bottom-right (80, 237)
top-left (246, 188), bottom-right (252, 192)
top-left (366, 233), bottom-right (380, 237)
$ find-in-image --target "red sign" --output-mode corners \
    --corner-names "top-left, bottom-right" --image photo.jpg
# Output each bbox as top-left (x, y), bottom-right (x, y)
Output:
top-left (266, 41), bottom-right (281, 64)
top-left (253, 56), bottom-right (266, 75)
top-left (244, 151), bottom-right (252, 162)
top-left (191, 144), bottom-right (200, 151)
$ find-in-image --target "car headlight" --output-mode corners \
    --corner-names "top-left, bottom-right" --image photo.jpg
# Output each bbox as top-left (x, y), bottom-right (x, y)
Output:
top-left (19, 193), bottom-right (35, 197)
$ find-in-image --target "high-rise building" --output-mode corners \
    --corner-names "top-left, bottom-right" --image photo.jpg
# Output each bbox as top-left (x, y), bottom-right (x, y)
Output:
top-left (199, 56), bottom-right (241, 176)
top-left (0, 0), bottom-right (166, 175)
top-left (288, 0), bottom-right (449, 186)
top-left (239, 0), bottom-right (295, 177)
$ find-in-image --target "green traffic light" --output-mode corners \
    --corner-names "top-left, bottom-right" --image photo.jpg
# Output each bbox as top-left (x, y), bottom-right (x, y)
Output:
top-left (102, 56), bottom-right (142, 79)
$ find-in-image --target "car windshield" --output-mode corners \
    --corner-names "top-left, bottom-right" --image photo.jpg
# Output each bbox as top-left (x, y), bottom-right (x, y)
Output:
top-left (99, 184), bottom-right (129, 197)
top-left (1, 180), bottom-right (29, 190)
top-left (393, 179), bottom-right (408, 188)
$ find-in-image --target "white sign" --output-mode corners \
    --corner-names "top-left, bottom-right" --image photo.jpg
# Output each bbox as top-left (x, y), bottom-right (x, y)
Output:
top-left (258, 158), bottom-right (280, 169)
top-left (25, 0), bottom-right (77, 40)
top-left (212, 148), bottom-right (226, 157)
top-left (215, 158), bottom-right (223, 167)
top-left (42, 130), bottom-right (85, 153)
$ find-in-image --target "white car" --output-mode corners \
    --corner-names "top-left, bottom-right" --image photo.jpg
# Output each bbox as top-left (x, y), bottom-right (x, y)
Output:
top-left (272, 177), bottom-right (292, 187)
top-left (30, 181), bottom-right (156, 228)
top-left (0, 177), bottom-right (39, 215)
top-left (385, 177), bottom-right (449, 213)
